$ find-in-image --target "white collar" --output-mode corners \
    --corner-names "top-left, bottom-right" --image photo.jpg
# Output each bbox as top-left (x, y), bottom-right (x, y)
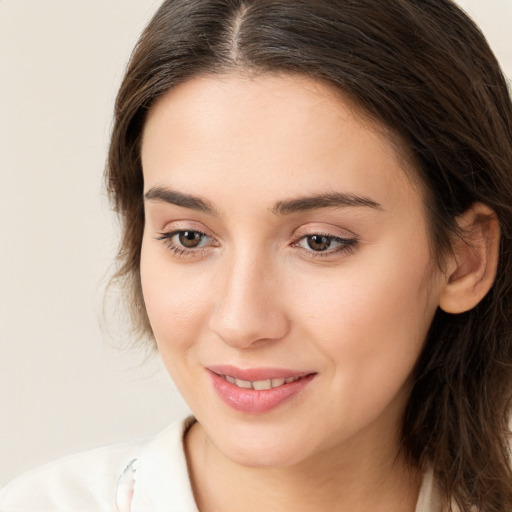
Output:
top-left (120, 416), bottom-right (449, 512)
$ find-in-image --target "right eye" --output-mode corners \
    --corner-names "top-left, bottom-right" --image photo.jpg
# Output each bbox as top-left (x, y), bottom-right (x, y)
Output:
top-left (175, 230), bottom-right (208, 248)
top-left (156, 229), bottom-right (215, 256)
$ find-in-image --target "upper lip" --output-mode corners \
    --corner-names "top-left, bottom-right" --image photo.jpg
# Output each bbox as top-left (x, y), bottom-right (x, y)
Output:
top-left (207, 364), bottom-right (314, 381)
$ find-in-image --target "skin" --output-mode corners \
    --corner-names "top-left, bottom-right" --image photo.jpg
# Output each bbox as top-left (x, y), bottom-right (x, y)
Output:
top-left (140, 72), bottom-right (447, 512)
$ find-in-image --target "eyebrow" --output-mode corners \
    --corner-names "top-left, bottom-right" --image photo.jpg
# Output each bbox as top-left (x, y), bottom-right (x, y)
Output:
top-left (144, 186), bottom-right (383, 216)
top-left (144, 186), bottom-right (218, 215)
top-left (272, 192), bottom-right (383, 215)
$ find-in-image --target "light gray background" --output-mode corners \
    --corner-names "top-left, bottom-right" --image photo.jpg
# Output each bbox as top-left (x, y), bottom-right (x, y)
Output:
top-left (1, 0), bottom-right (511, 488)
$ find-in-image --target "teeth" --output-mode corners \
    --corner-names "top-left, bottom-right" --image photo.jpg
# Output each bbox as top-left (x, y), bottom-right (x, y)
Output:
top-left (252, 379), bottom-right (272, 390)
top-left (223, 375), bottom-right (301, 389)
top-left (234, 378), bottom-right (253, 389)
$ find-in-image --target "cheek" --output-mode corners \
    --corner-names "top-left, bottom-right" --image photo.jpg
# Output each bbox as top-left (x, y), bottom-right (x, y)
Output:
top-left (293, 257), bottom-right (435, 342)
top-left (288, 241), bottom-right (438, 406)
top-left (140, 244), bottom-right (212, 354)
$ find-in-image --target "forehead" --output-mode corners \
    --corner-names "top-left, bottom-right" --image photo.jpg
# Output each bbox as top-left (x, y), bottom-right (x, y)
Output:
top-left (141, 72), bottom-right (421, 214)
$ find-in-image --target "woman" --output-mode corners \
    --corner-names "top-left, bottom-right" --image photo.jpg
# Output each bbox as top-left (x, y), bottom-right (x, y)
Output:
top-left (2, 0), bottom-right (511, 511)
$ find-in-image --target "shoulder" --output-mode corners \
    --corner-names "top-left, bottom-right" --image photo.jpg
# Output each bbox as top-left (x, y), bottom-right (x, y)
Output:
top-left (0, 440), bottom-right (142, 512)
top-left (0, 417), bottom-right (196, 512)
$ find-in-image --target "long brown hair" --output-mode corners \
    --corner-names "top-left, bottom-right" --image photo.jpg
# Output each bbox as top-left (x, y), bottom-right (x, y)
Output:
top-left (106, 1), bottom-right (512, 509)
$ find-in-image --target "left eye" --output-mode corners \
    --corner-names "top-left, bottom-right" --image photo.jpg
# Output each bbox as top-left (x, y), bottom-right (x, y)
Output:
top-left (296, 234), bottom-right (355, 253)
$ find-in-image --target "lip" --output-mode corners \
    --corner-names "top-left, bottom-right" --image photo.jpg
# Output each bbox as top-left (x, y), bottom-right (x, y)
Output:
top-left (207, 365), bottom-right (316, 414)
top-left (208, 364), bottom-right (312, 381)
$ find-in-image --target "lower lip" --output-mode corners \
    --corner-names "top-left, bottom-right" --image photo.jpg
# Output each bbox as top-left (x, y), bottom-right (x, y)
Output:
top-left (209, 371), bottom-right (316, 414)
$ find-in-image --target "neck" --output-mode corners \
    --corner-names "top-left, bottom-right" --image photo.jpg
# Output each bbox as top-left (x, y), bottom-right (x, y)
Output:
top-left (185, 421), bottom-right (422, 512)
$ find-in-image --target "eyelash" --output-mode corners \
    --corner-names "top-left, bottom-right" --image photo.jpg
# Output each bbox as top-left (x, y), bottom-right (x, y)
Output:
top-left (156, 230), bottom-right (214, 257)
top-left (156, 230), bottom-right (359, 259)
top-left (292, 233), bottom-right (359, 258)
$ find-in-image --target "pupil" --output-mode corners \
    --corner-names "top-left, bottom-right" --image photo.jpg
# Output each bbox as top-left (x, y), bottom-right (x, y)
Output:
top-left (307, 235), bottom-right (330, 251)
top-left (179, 231), bottom-right (202, 248)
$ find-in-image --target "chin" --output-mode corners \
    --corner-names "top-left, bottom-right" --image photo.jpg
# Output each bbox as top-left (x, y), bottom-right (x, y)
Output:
top-left (206, 422), bottom-right (316, 469)
top-left (225, 443), bottom-right (309, 469)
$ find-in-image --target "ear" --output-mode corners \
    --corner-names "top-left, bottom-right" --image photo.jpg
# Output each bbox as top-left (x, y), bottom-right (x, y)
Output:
top-left (439, 202), bottom-right (500, 314)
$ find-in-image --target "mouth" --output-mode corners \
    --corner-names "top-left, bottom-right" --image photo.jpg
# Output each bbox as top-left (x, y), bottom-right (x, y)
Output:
top-left (216, 374), bottom-right (304, 390)
top-left (207, 365), bottom-right (317, 414)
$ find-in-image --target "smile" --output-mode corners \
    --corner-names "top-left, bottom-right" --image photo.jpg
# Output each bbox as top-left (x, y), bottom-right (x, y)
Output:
top-left (208, 367), bottom-right (316, 414)
top-left (219, 375), bottom-right (303, 390)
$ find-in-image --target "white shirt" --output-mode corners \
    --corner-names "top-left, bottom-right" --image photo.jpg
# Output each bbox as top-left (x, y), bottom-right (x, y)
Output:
top-left (0, 416), bottom-right (448, 512)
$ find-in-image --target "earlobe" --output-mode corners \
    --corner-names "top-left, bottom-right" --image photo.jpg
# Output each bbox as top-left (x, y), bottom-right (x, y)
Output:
top-left (439, 203), bottom-right (500, 314)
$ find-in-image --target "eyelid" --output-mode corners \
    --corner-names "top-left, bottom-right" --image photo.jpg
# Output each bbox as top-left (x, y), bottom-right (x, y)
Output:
top-left (154, 222), bottom-right (358, 259)
top-left (154, 219), bottom-right (220, 258)
top-left (292, 223), bottom-right (358, 240)
top-left (157, 229), bottom-right (212, 246)
top-left (156, 229), bottom-right (218, 259)
top-left (290, 224), bottom-right (359, 258)
top-left (159, 219), bottom-right (216, 236)
top-left (293, 232), bottom-right (358, 253)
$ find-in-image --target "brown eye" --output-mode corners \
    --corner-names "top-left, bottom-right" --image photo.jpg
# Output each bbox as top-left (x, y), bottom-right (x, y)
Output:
top-left (178, 231), bottom-right (204, 248)
top-left (306, 235), bottom-right (332, 251)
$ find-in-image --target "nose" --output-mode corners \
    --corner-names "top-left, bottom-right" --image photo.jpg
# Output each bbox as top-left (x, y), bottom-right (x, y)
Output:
top-left (208, 250), bottom-right (289, 350)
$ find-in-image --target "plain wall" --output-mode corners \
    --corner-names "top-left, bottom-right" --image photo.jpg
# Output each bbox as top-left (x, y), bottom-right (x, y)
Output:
top-left (1, 0), bottom-right (511, 488)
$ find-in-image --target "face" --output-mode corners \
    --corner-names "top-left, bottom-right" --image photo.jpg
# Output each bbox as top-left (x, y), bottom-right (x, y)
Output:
top-left (140, 72), bottom-right (444, 468)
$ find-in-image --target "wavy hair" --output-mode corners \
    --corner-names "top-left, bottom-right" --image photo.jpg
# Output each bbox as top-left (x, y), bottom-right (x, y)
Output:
top-left (106, 1), bottom-right (512, 509)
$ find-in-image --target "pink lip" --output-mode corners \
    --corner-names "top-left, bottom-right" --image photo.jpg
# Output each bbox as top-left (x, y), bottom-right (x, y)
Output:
top-left (207, 365), bottom-right (316, 414)
top-left (208, 364), bottom-right (312, 381)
